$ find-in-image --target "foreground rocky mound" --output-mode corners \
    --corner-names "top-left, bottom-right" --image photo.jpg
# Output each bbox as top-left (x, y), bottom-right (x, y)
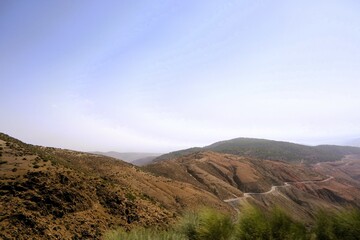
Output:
top-left (0, 133), bottom-right (230, 239)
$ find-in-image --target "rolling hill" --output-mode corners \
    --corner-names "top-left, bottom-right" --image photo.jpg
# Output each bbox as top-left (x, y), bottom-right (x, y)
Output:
top-left (155, 138), bottom-right (360, 163)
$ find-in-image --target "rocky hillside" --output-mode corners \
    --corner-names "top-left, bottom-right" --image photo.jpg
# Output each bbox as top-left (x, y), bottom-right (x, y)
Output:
top-left (146, 151), bottom-right (325, 199)
top-left (0, 133), bottom-right (231, 239)
top-left (146, 151), bottom-right (360, 222)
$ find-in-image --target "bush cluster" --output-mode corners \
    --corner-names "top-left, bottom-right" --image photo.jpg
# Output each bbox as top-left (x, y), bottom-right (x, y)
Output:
top-left (104, 206), bottom-right (360, 240)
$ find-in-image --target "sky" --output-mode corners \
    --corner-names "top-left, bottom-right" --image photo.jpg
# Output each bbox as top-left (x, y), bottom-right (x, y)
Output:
top-left (1, 0), bottom-right (360, 152)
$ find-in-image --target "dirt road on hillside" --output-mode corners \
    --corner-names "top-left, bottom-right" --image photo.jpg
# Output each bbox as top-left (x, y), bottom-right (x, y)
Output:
top-left (224, 176), bottom-right (334, 203)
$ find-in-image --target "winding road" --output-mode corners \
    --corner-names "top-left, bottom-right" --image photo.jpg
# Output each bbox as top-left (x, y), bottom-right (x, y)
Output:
top-left (224, 176), bottom-right (334, 203)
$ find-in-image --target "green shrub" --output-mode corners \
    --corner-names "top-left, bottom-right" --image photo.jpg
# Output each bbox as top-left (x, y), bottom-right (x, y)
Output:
top-left (313, 210), bottom-right (335, 240)
top-left (235, 206), bottom-right (307, 240)
top-left (177, 208), bottom-right (234, 240)
top-left (332, 208), bottom-right (360, 240)
top-left (268, 207), bottom-right (306, 240)
top-left (196, 208), bottom-right (234, 240)
top-left (235, 206), bottom-right (270, 240)
top-left (313, 209), bottom-right (360, 240)
top-left (288, 222), bottom-right (308, 240)
top-left (177, 211), bottom-right (199, 240)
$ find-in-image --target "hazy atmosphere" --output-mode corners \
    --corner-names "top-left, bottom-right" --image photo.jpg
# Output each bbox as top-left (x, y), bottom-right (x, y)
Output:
top-left (1, 0), bottom-right (360, 152)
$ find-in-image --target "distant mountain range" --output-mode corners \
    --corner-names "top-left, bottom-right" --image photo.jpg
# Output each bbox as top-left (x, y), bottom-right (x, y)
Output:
top-left (92, 138), bottom-right (360, 166)
top-left (91, 151), bottom-right (162, 166)
top-left (155, 137), bottom-right (360, 163)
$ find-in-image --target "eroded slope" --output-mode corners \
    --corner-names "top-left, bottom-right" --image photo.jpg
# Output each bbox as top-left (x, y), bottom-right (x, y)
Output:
top-left (146, 151), bottom-right (360, 221)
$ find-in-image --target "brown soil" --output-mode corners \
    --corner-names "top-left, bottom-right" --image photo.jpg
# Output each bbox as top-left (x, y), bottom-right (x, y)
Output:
top-left (0, 134), bottom-right (231, 239)
top-left (145, 151), bottom-right (360, 222)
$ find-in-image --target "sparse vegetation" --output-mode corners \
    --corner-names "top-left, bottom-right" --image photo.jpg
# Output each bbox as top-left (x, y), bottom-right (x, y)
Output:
top-left (33, 164), bottom-right (40, 168)
top-left (141, 193), bottom-right (156, 204)
top-left (125, 192), bottom-right (136, 202)
top-left (104, 228), bottom-right (186, 240)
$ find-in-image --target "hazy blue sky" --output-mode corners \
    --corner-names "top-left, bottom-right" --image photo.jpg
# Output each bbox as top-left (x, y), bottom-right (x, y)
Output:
top-left (1, 0), bottom-right (360, 152)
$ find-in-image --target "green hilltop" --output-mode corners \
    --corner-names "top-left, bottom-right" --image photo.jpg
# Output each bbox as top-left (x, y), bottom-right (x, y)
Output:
top-left (155, 138), bottom-right (360, 163)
